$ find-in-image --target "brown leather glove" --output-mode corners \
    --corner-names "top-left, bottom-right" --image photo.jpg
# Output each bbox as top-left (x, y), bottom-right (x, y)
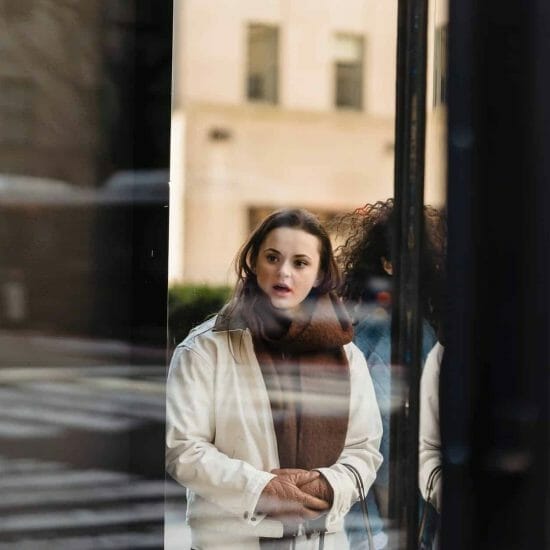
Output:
top-left (270, 468), bottom-right (320, 488)
top-left (256, 473), bottom-right (330, 523)
top-left (297, 476), bottom-right (334, 505)
top-left (272, 468), bottom-right (334, 506)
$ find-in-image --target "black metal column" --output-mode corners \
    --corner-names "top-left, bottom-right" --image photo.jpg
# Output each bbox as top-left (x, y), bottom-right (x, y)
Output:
top-left (444, 0), bottom-right (550, 547)
top-left (389, 0), bottom-right (428, 548)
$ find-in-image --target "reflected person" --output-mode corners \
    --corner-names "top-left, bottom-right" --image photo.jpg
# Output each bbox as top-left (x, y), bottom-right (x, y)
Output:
top-left (419, 342), bottom-right (444, 549)
top-left (335, 199), bottom-right (446, 549)
top-left (166, 209), bottom-right (382, 550)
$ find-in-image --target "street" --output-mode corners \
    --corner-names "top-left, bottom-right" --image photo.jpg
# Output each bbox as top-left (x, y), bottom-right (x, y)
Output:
top-left (0, 332), bottom-right (190, 549)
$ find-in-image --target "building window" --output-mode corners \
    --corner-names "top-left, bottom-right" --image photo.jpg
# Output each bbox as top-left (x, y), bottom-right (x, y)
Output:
top-left (246, 24), bottom-right (278, 104)
top-left (333, 34), bottom-right (364, 110)
top-left (0, 78), bottom-right (34, 145)
top-left (433, 24), bottom-right (448, 107)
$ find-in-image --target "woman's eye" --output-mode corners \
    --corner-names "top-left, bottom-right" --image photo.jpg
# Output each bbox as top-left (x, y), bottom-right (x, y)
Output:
top-left (266, 255), bottom-right (278, 263)
top-left (295, 260), bottom-right (309, 268)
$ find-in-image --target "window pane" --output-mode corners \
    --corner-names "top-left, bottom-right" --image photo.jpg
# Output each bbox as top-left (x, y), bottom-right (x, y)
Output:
top-left (247, 24), bottom-right (278, 104)
top-left (333, 34), bottom-right (364, 110)
top-left (168, 2), bottom-right (400, 548)
top-left (432, 24), bottom-right (448, 108)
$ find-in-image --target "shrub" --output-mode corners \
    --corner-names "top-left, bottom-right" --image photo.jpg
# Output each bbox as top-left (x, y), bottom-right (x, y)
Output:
top-left (168, 284), bottom-right (231, 347)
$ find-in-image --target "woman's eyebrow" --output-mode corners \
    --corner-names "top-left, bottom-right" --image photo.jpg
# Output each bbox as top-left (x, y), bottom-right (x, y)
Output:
top-left (263, 249), bottom-right (312, 260)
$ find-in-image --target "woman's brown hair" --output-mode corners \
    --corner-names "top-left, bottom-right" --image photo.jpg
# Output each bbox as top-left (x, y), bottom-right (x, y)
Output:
top-left (232, 208), bottom-right (340, 306)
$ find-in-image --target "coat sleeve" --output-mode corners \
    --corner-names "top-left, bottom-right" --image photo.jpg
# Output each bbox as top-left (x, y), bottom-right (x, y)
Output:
top-left (165, 344), bottom-right (276, 524)
top-left (419, 342), bottom-right (443, 512)
top-left (315, 342), bottom-right (383, 525)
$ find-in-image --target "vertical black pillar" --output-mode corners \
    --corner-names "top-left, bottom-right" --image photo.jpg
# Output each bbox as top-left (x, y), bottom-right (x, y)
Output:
top-left (96, 0), bottom-right (173, 347)
top-left (441, 0), bottom-right (477, 547)
top-left (445, 0), bottom-right (550, 547)
top-left (390, 0), bottom-right (428, 548)
top-left (528, 2), bottom-right (550, 546)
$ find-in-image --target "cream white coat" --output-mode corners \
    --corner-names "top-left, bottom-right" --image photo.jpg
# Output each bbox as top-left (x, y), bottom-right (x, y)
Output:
top-left (166, 317), bottom-right (383, 550)
top-left (419, 342), bottom-right (443, 513)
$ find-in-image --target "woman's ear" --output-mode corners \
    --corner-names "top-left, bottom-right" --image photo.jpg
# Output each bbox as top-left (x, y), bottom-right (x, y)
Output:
top-left (381, 257), bottom-right (393, 276)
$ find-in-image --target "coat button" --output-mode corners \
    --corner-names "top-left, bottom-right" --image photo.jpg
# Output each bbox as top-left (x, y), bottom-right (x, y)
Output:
top-left (251, 516), bottom-right (257, 522)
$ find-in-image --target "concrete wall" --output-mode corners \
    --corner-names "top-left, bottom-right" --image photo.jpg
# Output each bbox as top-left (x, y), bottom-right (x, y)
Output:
top-left (182, 103), bottom-right (395, 283)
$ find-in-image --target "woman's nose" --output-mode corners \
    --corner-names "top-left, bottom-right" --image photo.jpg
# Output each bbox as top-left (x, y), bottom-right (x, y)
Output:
top-left (278, 261), bottom-right (291, 278)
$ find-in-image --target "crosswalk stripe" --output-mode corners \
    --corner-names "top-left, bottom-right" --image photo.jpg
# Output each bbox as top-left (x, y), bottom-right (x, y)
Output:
top-left (0, 470), bottom-right (135, 490)
top-left (0, 457), bottom-right (66, 474)
top-left (0, 402), bottom-right (139, 432)
top-left (0, 457), bottom-right (189, 547)
top-left (0, 529), bottom-right (163, 549)
top-left (0, 480), bottom-right (185, 508)
top-left (0, 366), bottom-right (163, 383)
top-left (0, 501), bottom-right (166, 532)
top-left (1, 383), bottom-right (165, 421)
top-left (26, 380), bottom-right (165, 406)
top-left (0, 420), bottom-right (63, 438)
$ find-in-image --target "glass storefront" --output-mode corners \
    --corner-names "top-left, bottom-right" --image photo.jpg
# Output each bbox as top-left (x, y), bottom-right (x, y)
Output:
top-left (0, 1), bottom-right (172, 547)
top-left (1, 1), bottom-right (548, 549)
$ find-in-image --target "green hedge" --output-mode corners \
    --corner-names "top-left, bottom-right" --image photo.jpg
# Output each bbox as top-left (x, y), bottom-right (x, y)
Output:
top-left (168, 284), bottom-right (232, 347)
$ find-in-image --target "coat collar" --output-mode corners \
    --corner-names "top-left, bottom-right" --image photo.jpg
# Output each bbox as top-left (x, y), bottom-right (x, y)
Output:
top-left (213, 294), bottom-right (353, 352)
top-left (213, 301), bottom-right (247, 332)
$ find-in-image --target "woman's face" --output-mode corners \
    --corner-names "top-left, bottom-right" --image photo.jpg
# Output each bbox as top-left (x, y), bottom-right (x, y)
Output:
top-left (255, 227), bottom-right (322, 316)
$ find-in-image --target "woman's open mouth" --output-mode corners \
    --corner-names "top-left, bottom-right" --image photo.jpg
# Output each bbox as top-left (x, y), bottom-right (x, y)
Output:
top-left (272, 284), bottom-right (291, 295)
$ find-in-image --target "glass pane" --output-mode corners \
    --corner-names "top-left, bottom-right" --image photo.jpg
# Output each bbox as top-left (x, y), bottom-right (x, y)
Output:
top-left (0, 1), bottom-right (172, 546)
top-left (419, 0), bottom-right (449, 547)
top-left (167, 1), bottom-right (402, 548)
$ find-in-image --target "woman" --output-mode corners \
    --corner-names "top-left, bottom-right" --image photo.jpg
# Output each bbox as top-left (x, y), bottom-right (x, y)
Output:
top-left (166, 209), bottom-right (383, 550)
top-left (334, 199), bottom-right (446, 549)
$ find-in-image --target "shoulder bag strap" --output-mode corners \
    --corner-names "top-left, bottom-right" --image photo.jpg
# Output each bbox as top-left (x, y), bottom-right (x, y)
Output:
top-left (342, 462), bottom-right (375, 550)
top-left (418, 464), bottom-right (442, 545)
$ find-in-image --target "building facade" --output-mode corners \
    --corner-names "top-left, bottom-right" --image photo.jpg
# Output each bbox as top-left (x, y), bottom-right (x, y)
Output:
top-left (170, 0), bottom-right (405, 284)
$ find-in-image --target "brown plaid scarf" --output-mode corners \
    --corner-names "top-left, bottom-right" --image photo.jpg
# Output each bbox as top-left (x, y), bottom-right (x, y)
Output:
top-left (249, 293), bottom-right (353, 471)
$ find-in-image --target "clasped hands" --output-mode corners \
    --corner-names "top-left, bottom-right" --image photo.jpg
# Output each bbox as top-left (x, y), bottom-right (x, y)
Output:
top-left (256, 468), bottom-right (334, 524)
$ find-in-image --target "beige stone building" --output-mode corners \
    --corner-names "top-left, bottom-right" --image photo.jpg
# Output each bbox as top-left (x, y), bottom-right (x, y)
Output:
top-left (169, 0), bottom-right (403, 284)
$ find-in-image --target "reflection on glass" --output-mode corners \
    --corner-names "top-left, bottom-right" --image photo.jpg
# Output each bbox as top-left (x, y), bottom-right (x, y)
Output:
top-left (420, 0), bottom-right (448, 547)
top-left (0, 1), bottom-right (172, 547)
top-left (419, 342), bottom-right (444, 548)
top-left (168, 1), bottom-right (398, 548)
top-left (332, 200), bottom-right (446, 549)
